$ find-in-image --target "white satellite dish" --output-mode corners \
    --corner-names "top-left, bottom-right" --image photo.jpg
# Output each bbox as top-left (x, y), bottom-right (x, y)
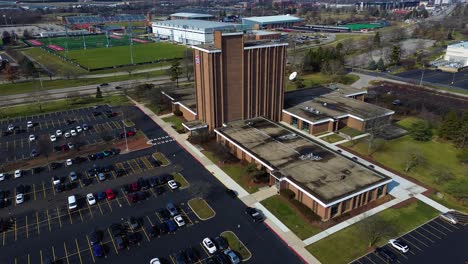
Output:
top-left (289, 71), bottom-right (297, 81)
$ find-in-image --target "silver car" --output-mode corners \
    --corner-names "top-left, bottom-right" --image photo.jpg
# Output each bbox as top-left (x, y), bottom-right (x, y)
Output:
top-left (440, 212), bottom-right (458, 224)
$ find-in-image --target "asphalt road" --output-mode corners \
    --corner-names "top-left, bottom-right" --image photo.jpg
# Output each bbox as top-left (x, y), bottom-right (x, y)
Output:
top-left (351, 217), bottom-right (468, 264)
top-left (0, 106), bottom-right (304, 264)
top-left (396, 69), bottom-right (468, 90)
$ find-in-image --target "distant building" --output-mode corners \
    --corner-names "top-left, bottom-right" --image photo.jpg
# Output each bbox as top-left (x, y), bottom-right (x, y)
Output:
top-left (444, 41), bottom-right (468, 67)
top-left (242, 15), bottom-right (303, 29)
top-left (151, 19), bottom-right (243, 45)
top-left (169, 12), bottom-right (214, 20)
top-left (356, 0), bottom-right (420, 10)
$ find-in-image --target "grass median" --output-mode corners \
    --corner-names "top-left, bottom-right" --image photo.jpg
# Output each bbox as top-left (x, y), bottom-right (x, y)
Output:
top-left (0, 95), bottom-right (131, 119)
top-left (188, 197), bottom-right (215, 220)
top-left (220, 231), bottom-right (252, 261)
top-left (152, 152), bottom-right (169, 166)
top-left (172, 172), bottom-right (189, 189)
top-left (306, 200), bottom-right (439, 264)
top-left (162, 115), bottom-right (186, 133)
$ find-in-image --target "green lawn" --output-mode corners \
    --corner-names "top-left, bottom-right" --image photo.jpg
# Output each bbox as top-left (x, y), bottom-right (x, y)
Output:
top-left (152, 152), bottom-right (170, 166)
top-left (307, 201), bottom-right (438, 264)
top-left (396, 116), bottom-right (424, 130)
top-left (0, 69), bottom-right (165, 96)
top-left (188, 198), bottom-right (215, 220)
top-left (321, 133), bottom-right (345, 143)
top-left (286, 73), bottom-right (359, 91)
top-left (65, 42), bottom-right (186, 69)
top-left (339, 126), bottom-right (365, 138)
top-left (201, 150), bottom-right (260, 193)
top-left (162, 115), bottom-right (186, 133)
top-left (220, 231), bottom-right (252, 261)
top-left (262, 195), bottom-right (321, 239)
top-left (23, 48), bottom-right (88, 75)
top-left (172, 172), bottom-right (190, 189)
top-left (0, 95), bottom-right (130, 119)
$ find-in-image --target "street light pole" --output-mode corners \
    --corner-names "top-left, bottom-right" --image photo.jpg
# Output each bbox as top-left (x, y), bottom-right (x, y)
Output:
top-left (419, 65), bottom-right (425, 86)
top-left (121, 110), bottom-right (129, 152)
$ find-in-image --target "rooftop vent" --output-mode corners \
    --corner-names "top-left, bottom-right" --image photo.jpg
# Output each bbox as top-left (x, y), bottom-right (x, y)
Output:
top-left (322, 102), bottom-right (327, 107)
top-left (304, 106), bottom-right (320, 115)
top-left (246, 121), bottom-right (255, 127)
top-left (340, 175), bottom-right (347, 180)
top-left (299, 153), bottom-right (322, 161)
top-left (278, 133), bottom-right (298, 141)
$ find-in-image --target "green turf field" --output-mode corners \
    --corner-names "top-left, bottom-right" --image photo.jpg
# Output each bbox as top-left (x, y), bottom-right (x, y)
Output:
top-left (65, 42), bottom-right (186, 69)
top-left (26, 34), bottom-right (147, 50)
top-left (342, 23), bottom-right (382, 31)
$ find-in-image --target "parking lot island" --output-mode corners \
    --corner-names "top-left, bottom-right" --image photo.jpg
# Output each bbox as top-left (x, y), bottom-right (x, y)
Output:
top-left (188, 197), bottom-right (215, 220)
top-left (152, 152), bottom-right (170, 166)
top-left (221, 231), bottom-right (252, 261)
top-left (172, 172), bottom-right (190, 189)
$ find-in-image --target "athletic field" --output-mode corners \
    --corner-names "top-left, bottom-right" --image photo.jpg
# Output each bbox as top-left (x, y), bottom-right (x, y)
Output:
top-left (26, 34), bottom-right (148, 50)
top-left (342, 23), bottom-right (383, 31)
top-left (64, 42), bottom-right (186, 69)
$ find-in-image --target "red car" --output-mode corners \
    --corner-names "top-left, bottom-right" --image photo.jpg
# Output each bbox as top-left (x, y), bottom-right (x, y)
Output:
top-left (130, 182), bottom-right (140, 192)
top-left (105, 189), bottom-right (116, 200)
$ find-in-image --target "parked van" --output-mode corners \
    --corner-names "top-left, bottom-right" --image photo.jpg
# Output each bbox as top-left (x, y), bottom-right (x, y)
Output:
top-left (68, 195), bottom-right (78, 210)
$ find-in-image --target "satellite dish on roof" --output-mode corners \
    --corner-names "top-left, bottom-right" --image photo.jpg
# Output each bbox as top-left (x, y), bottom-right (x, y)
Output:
top-left (289, 71), bottom-right (297, 81)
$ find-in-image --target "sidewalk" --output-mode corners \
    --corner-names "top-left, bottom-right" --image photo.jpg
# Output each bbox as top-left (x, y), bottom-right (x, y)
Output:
top-left (129, 97), bottom-right (321, 264)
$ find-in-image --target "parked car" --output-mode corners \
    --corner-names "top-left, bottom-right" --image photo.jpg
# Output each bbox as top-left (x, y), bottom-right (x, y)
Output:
top-left (56, 130), bottom-right (62, 136)
top-left (154, 186), bottom-right (164, 195)
top-left (92, 244), bottom-right (104, 257)
top-left (70, 129), bottom-right (77, 136)
top-left (30, 149), bottom-right (38, 157)
top-left (14, 170), bottom-right (22, 179)
top-left (90, 230), bottom-right (101, 245)
top-left (116, 169), bottom-right (126, 177)
top-left (66, 159), bottom-right (73, 166)
top-left (149, 177), bottom-right (157, 187)
top-left (83, 124), bottom-right (89, 131)
top-left (98, 173), bottom-right (106, 181)
top-left (150, 258), bottom-right (161, 264)
top-left (245, 207), bottom-right (263, 222)
top-left (82, 178), bottom-right (93, 186)
top-left (165, 220), bottom-right (177, 232)
top-left (27, 121), bottom-right (33, 128)
top-left (52, 176), bottom-right (61, 185)
top-left (202, 238), bottom-right (217, 254)
top-left (225, 189), bottom-right (237, 198)
top-left (166, 202), bottom-right (179, 216)
top-left (127, 193), bottom-right (138, 203)
top-left (102, 150), bottom-right (112, 157)
top-left (148, 225), bottom-right (160, 238)
top-left (0, 174), bottom-right (4, 182)
top-left (105, 189), bottom-right (115, 200)
top-left (76, 126), bottom-right (82, 133)
top-left (88, 154), bottom-right (97, 161)
top-left (174, 251), bottom-right (186, 264)
top-left (138, 178), bottom-right (149, 190)
top-left (388, 239), bottom-right (409, 253)
top-left (214, 236), bottom-right (228, 251)
top-left (168, 180), bottom-right (178, 190)
top-left (69, 171), bottom-right (78, 182)
top-left (97, 192), bottom-right (106, 201)
top-left (127, 232), bottom-right (141, 244)
top-left (64, 132), bottom-right (71, 138)
top-left (114, 236), bottom-right (126, 251)
top-left (130, 182), bottom-right (140, 192)
top-left (173, 215), bottom-right (185, 227)
top-left (68, 195), bottom-right (78, 210)
top-left (157, 208), bottom-right (170, 220)
top-left (50, 162), bottom-right (61, 170)
top-left (125, 217), bottom-right (139, 230)
top-left (67, 142), bottom-right (75, 149)
top-left (110, 223), bottom-right (125, 237)
top-left (375, 247), bottom-right (397, 262)
top-left (29, 134), bottom-right (35, 141)
top-left (440, 212), bottom-right (458, 225)
top-left (50, 135), bottom-right (57, 142)
top-left (185, 247), bottom-right (200, 263)
top-left (86, 193), bottom-right (96, 205)
top-left (224, 249), bottom-right (240, 264)
top-left (16, 193), bottom-right (24, 205)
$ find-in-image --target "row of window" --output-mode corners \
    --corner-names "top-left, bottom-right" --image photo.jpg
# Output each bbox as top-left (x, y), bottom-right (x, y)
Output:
top-left (330, 185), bottom-right (386, 218)
top-left (291, 116), bottom-right (309, 132)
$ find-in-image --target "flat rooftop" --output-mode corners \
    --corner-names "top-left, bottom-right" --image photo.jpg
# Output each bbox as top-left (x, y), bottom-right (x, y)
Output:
top-left (152, 19), bottom-right (242, 33)
top-left (192, 37), bottom-right (288, 52)
top-left (242, 15), bottom-right (303, 24)
top-left (161, 87), bottom-right (196, 113)
top-left (285, 93), bottom-right (393, 123)
top-left (170, 12), bottom-right (214, 19)
top-left (216, 117), bottom-right (390, 204)
top-left (448, 41), bottom-right (468, 49)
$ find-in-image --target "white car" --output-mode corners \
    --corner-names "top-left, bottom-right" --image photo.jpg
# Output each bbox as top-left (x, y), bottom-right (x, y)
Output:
top-left (70, 130), bottom-right (77, 136)
top-left (76, 126), bottom-right (82, 132)
top-left (50, 135), bottom-right (57, 142)
top-left (202, 238), bottom-right (217, 254)
top-left (29, 134), bottom-right (36, 141)
top-left (83, 124), bottom-right (89, 131)
top-left (56, 130), bottom-right (62, 136)
top-left (16, 194), bottom-right (24, 205)
top-left (14, 170), bottom-right (22, 179)
top-left (440, 212), bottom-right (458, 225)
top-left (52, 176), bottom-right (60, 185)
top-left (174, 215), bottom-right (185, 227)
top-left (168, 180), bottom-right (178, 190)
top-left (64, 132), bottom-right (71, 138)
top-left (149, 258), bottom-right (161, 264)
top-left (8, 124), bottom-right (14, 131)
top-left (86, 193), bottom-right (96, 205)
top-left (388, 239), bottom-right (409, 253)
top-left (68, 195), bottom-right (78, 210)
top-left (27, 121), bottom-right (33, 128)
top-left (0, 173), bottom-right (4, 181)
top-left (66, 159), bottom-right (73, 166)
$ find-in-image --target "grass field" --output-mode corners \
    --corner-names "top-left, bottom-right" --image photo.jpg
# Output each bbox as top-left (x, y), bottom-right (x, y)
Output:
top-left (188, 198), bottom-right (215, 220)
top-left (286, 73), bottom-right (359, 91)
top-left (65, 42), bottom-right (186, 69)
top-left (22, 48), bottom-right (88, 76)
top-left (27, 34), bottom-right (142, 50)
top-left (262, 195), bottom-right (321, 239)
top-left (0, 95), bottom-right (130, 119)
top-left (321, 133), bottom-right (344, 143)
top-left (307, 201), bottom-right (438, 264)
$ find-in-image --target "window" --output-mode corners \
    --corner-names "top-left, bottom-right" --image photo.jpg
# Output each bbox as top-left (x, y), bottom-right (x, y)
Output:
top-left (291, 117), bottom-right (298, 127)
top-left (353, 197), bottom-right (358, 208)
top-left (377, 185), bottom-right (385, 197)
top-left (330, 204), bottom-right (339, 217)
top-left (343, 199), bottom-right (351, 211)
top-left (367, 191), bottom-right (373, 203)
top-left (302, 122), bottom-right (310, 132)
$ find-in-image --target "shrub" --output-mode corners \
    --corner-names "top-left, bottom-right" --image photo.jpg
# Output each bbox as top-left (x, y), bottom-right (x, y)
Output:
top-left (174, 109), bottom-right (183, 116)
top-left (280, 189), bottom-right (296, 200)
top-left (410, 121), bottom-right (433, 141)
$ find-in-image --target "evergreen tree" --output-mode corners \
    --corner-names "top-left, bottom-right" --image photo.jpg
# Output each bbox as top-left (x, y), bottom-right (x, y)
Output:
top-left (96, 87), bottom-right (102, 98)
top-left (377, 58), bottom-right (385, 71)
top-left (410, 121), bottom-right (433, 141)
top-left (373, 32), bottom-right (381, 48)
top-left (439, 110), bottom-right (460, 140)
top-left (447, 31), bottom-right (453, 40)
top-left (389, 45), bottom-right (401, 66)
top-left (168, 60), bottom-right (182, 87)
top-left (455, 110), bottom-right (468, 148)
top-left (368, 60), bottom-right (377, 70)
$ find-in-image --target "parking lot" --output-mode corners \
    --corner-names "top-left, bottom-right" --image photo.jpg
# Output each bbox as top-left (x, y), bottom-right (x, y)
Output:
top-left (396, 69), bottom-right (468, 90)
top-left (0, 106), bottom-right (303, 264)
top-left (0, 105), bottom-right (127, 162)
top-left (351, 214), bottom-right (468, 264)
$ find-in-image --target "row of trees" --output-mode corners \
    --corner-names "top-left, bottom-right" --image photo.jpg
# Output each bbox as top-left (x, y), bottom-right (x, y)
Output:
top-left (439, 110), bottom-right (468, 148)
top-left (302, 44), bottom-right (345, 74)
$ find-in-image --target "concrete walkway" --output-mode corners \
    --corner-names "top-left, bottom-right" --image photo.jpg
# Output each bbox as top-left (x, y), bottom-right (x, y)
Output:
top-left (129, 97), bottom-right (321, 264)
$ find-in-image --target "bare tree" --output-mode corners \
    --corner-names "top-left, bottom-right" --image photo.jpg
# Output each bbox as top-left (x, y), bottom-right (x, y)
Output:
top-left (365, 115), bottom-right (390, 154)
top-left (183, 49), bottom-right (194, 81)
top-left (32, 90), bottom-right (50, 112)
top-left (36, 135), bottom-right (53, 162)
top-left (403, 146), bottom-right (426, 172)
top-left (359, 216), bottom-right (394, 247)
top-left (98, 128), bottom-right (115, 148)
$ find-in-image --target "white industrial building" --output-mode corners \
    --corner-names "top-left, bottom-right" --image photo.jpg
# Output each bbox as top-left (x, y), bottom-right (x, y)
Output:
top-left (444, 41), bottom-right (468, 67)
top-left (151, 19), bottom-right (243, 45)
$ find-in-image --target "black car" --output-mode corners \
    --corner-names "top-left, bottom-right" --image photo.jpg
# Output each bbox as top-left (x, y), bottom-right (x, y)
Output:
top-left (226, 189), bottom-right (237, 198)
top-left (138, 178), bottom-right (149, 190)
top-left (66, 119), bottom-right (74, 125)
top-left (82, 178), bottom-right (93, 186)
top-left (30, 149), bottom-right (39, 157)
top-left (32, 167), bottom-right (42, 174)
top-left (114, 236), bottom-right (126, 251)
top-left (110, 223), bottom-right (125, 237)
top-left (102, 165), bottom-right (113, 172)
top-left (92, 111), bottom-right (101, 117)
top-left (148, 225), bottom-right (159, 238)
top-left (122, 185), bottom-right (131, 194)
top-left (375, 247), bottom-right (397, 262)
top-left (175, 251), bottom-right (187, 264)
top-left (156, 222), bottom-right (168, 235)
top-left (116, 169), bottom-right (126, 177)
top-left (127, 232), bottom-right (141, 244)
top-left (155, 176), bottom-right (165, 185)
top-left (245, 207), bottom-right (263, 222)
top-left (185, 247), bottom-right (200, 263)
top-left (89, 230), bottom-right (101, 245)
top-left (2, 131), bottom-right (12, 136)
top-left (74, 156), bottom-right (87, 163)
top-left (50, 162), bottom-right (61, 170)
top-left (162, 174), bottom-right (174, 182)
top-left (0, 190), bottom-right (6, 208)
top-left (110, 148), bottom-right (121, 155)
top-left (54, 183), bottom-right (64, 193)
top-left (64, 182), bottom-right (74, 191)
top-left (135, 191), bottom-right (146, 201)
top-left (149, 177), bottom-right (157, 187)
top-left (213, 252), bottom-right (230, 264)
top-left (154, 186), bottom-right (164, 195)
top-left (100, 83), bottom-right (109, 86)
top-left (214, 236), bottom-right (228, 251)
top-left (157, 208), bottom-right (171, 220)
top-left (16, 185), bottom-right (25, 195)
